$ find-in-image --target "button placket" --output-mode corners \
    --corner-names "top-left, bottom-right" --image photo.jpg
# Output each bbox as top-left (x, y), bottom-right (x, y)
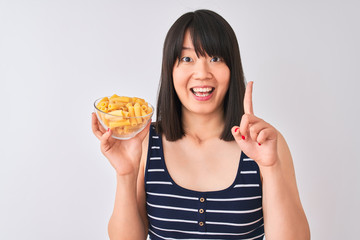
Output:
top-left (198, 196), bottom-right (207, 232)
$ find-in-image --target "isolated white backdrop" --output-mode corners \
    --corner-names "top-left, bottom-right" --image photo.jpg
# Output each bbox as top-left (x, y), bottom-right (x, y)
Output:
top-left (0, 0), bottom-right (359, 239)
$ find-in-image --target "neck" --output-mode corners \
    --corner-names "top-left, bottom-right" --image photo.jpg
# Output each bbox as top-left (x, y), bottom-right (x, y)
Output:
top-left (182, 107), bottom-right (225, 143)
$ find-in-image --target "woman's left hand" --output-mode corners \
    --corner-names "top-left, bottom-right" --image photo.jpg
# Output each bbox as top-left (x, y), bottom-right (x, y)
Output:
top-left (232, 81), bottom-right (279, 167)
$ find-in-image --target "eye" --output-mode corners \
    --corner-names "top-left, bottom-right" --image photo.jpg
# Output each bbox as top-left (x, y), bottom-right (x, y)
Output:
top-left (210, 56), bottom-right (222, 62)
top-left (180, 56), bottom-right (193, 62)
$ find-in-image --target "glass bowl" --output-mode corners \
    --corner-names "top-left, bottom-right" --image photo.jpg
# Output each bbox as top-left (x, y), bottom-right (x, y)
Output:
top-left (94, 97), bottom-right (154, 140)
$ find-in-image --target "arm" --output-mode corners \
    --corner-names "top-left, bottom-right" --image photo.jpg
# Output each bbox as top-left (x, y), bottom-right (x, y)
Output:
top-left (233, 125), bottom-right (310, 239)
top-left (108, 133), bottom-right (150, 239)
top-left (232, 82), bottom-right (310, 239)
top-left (91, 113), bottom-right (149, 240)
top-left (260, 132), bottom-right (310, 239)
top-left (108, 172), bottom-right (147, 240)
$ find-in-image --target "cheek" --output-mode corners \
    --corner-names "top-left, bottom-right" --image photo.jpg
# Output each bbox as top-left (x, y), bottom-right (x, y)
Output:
top-left (172, 68), bottom-right (189, 90)
top-left (172, 68), bottom-right (180, 91)
top-left (217, 71), bottom-right (231, 99)
top-left (172, 73), bottom-right (182, 92)
top-left (218, 68), bottom-right (231, 88)
top-left (172, 76), bottom-right (186, 100)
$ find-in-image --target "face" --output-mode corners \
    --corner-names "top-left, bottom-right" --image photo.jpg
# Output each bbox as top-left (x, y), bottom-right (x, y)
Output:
top-left (172, 30), bottom-right (231, 117)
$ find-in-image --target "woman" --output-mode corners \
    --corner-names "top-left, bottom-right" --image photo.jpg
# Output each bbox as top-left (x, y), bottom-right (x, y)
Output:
top-left (92, 9), bottom-right (310, 240)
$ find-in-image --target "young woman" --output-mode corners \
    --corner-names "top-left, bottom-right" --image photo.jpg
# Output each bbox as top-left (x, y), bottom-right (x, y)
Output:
top-left (92, 9), bottom-right (310, 240)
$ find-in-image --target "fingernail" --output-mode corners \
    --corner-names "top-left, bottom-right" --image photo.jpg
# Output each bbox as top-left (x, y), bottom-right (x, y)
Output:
top-left (235, 128), bottom-right (239, 133)
top-left (107, 128), bottom-right (110, 132)
top-left (258, 143), bottom-right (261, 146)
top-left (242, 135), bottom-right (245, 140)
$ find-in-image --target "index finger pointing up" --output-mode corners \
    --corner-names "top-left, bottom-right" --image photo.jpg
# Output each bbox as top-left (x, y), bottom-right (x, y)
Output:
top-left (244, 81), bottom-right (254, 115)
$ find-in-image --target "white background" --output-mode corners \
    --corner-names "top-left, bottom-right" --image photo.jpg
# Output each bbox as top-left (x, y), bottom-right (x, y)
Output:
top-left (1, 0), bottom-right (359, 239)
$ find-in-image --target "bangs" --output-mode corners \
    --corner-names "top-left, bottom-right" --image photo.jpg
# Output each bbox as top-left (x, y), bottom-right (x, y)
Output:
top-left (173, 12), bottom-right (232, 68)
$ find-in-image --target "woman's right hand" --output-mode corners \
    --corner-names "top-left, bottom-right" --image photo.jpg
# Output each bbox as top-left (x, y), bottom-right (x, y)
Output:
top-left (91, 112), bottom-right (151, 177)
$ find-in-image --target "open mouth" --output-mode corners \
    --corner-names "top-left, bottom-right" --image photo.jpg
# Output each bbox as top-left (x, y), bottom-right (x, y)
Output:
top-left (190, 87), bottom-right (215, 97)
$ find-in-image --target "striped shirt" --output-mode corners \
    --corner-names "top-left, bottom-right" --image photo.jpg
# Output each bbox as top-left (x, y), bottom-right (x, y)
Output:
top-left (145, 125), bottom-right (265, 239)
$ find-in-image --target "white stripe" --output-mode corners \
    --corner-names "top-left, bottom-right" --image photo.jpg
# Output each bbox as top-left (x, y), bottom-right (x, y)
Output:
top-left (206, 196), bottom-right (262, 201)
top-left (151, 223), bottom-right (264, 236)
top-left (149, 229), bottom-right (177, 240)
top-left (147, 202), bottom-right (198, 212)
top-left (148, 214), bottom-right (197, 224)
top-left (242, 232), bottom-right (265, 240)
top-left (240, 170), bottom-right (257, 174)
top-left (152, 136), bottom-right (159, 139)
top-left (243, 158), bottom-right (254, 161)
top-left (207, 206), bottom-right (262, 214)
top-left (206, 217), bottom-right (263, 227)
top-left (148, 169), bottom-right (165, 172)
top-left (234, 184), bottom-right (260, 188)
top-left (149, 229), bottom-right (263, 240)
top-left (147, 192), bottom-right (199, 200)
top-left (149, 229), bottom-right (227, 240)
top-left (151, 146), bottom-right (160, 149)
top-left (146, 181), bottom-right (172, 185)
top-left (242, 233), bottom-right (265, 240)
top-left (150, 157), bottom-right (161, 160)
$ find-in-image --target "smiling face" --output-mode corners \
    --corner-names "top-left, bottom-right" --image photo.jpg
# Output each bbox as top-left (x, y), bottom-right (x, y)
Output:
top-left (172, 30), bottom-right (231, 117)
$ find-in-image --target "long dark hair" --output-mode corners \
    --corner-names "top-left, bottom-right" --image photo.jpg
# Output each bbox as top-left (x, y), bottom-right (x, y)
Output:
top-left (155, 9), bottom-right (246, 141)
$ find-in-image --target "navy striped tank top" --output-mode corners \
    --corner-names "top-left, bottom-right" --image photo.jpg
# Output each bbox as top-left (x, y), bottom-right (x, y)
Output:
top-left (145, 125), bottom-right (265, 240)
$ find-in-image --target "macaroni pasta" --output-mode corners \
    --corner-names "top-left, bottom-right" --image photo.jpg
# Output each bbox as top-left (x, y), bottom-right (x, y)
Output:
top-left (95, 95), bottom-right (153, 135)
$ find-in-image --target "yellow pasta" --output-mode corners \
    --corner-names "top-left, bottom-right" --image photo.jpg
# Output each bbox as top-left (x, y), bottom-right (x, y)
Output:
top-left (134, 103), bottom-right (142, 124)
top-left (95, 95), bottom-right (153, 137)
top-left (124, 125), bottom-right (141, 134)
top-left (108, 110), bottom-right (124, 117)
top-left (99, 107), bottom-right (108, 113)
top-left (133, 97), bottom-right (146, 105)
top-left (98, 112), bottom-right (109, 126)
top-left (115, 127), bottom-right (125, 135)
top-left (127, 106), bottom-right (137, 126)
top-left (109, 119), bottom-right (131, 128)
top-left (100, 97), bottom-right (109, 102)
top-left (141, 105), bottom-right (148, 112)
top-left (110, 94), bottom-right (120, 99)
top-left (108, 103), bottom-right (125, 111)
top-left (119, 96), bottom-right (131, 103)
top-left (99, 102), bottom-right (107, 107)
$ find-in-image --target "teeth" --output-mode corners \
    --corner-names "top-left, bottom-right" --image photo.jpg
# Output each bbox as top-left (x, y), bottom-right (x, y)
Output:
top-left (194, 92), bottom-right (211, 97)
top-left (192, 87), bottom-right (213, 93)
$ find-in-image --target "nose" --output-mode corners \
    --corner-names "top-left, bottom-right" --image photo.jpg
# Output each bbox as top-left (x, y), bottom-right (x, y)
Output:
top-left (193, 60), bottom-right (212, 80)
